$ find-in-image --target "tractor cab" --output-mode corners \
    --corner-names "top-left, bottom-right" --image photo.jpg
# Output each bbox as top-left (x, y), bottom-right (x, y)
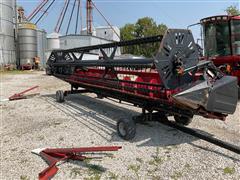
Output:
top-left (200, 15), bottom-right (240, 83)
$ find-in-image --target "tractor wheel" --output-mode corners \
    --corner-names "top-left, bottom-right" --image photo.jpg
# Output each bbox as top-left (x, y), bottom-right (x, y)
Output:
top-left (117, 118), bottom-right (136, 140)
top-left (174, 115), bottom-right (193, 126)
top-left (56, 90), bottom-right (65, 103)
top-left (45, 66), bottom-right (52, 75)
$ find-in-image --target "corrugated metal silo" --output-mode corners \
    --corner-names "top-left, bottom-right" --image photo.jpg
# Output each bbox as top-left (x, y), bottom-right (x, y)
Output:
top-left (47, 32), bottom-right (60, 50)
top-left (18, 23), bottom-right (37, 67)
top-left (46, 32), bottom-right (60, 64)
top-left (0, 0), bottom-right (16, 68)
top-left (37, 29), bottom-right (47, 68)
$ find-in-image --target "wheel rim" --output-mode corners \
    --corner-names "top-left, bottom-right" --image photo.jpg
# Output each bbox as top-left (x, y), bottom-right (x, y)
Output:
top-left (118, 122), bottom-right (126, 136)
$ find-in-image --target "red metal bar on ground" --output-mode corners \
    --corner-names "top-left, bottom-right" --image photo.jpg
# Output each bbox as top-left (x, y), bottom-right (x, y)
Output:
top-left (32, 146), bottom-right (121, 180)
top-left (9, 86), bottom-right (39, 101)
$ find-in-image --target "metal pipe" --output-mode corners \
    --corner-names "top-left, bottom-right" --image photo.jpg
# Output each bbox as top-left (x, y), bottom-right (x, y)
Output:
top-left (27, 0), bottom-right (49, 21)
top-left (75, 0), bottom-right (81, 34)
top-left (58, 0), bottom-right (70, 33)
top-left (91, 1), bottom-right (121, 39)
top-left (35, 0), bottom-right (56, 25)
top-left (66, 0), bottom-right (77, 35)
top-left (160, 120), bottom-right (240, 155)
top-left (55, 0), bottom-right (68, 33)
top-left (80, 0), bottom-right (83, 33)
top-left (55, 35), bottom-right (162, 53)
top-left (52, 58), bottom-right (154, 67)
top-left (86, 0), bottom-right (93, 34)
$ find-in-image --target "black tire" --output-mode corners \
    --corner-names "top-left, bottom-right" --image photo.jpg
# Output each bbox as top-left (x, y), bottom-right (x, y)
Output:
top-left (117, 118), bottom-right (136, 140)
top-left (45, 66), bottom-right (52, 75)
top-left (56, 90), bottom-right (65, 103)
top-left (174, 115), bottom-right (193, 126)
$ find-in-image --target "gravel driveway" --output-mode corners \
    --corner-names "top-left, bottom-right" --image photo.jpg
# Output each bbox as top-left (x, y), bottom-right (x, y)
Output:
top-left (1, 71), bottom-right (239, 180)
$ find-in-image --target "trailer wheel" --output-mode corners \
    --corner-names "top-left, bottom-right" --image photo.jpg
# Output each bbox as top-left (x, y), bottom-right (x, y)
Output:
top-left (174, 115), bottom-right (193, 126)
top-left (56, 90), bottom-right (65, 103)
top-left (117, 118), bottom-right (136, 140)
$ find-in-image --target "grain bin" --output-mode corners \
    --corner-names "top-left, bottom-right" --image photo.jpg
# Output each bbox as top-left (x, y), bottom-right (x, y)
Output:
top-left (18, 23), bottom-right (37, 68)
top-left (0, 0), bottom-right (16, 68)
top-left (46, 32), bottom-right (60, 65)
top-left (37, 29), bottom-right (47, 68)
top-left (47, 32), bottom-right (60, 50)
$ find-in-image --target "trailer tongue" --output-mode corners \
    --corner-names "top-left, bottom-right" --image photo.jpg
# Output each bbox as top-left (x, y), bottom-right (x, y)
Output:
top-left (46, 29), bottom-right (238, 140)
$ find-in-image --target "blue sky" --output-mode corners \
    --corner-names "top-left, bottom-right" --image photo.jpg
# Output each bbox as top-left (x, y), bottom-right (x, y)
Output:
top-left (17, 0), bottom-right (239, 40)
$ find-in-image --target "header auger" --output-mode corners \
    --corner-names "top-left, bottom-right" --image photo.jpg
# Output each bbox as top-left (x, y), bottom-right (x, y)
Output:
top-left (46, 29), bottom-right (238, 140)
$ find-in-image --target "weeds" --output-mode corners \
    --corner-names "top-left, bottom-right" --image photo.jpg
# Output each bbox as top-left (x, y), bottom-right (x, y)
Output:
top-left (149, 147), bottom-right (164, 166)
top-left (37, 135), bottom-right (44, 141)
top-left (170, 171), bottom-right (183, 180)
top-left (20, 175), bottom-right (30, 180)
top-left (223, 167), bottom-right (235, 174)
top-left (58, 136), bottom-right (64, 141)
top-left (108, 172), bottom-right (118, 179)
top-left (136, 157), bottom-right (143, 163)
top-left (70, 167), bottom-right (82, 178)
top-left (128, 164), bottom-right (140, 179)
top-left (84, 163), bottom-right (105, 180)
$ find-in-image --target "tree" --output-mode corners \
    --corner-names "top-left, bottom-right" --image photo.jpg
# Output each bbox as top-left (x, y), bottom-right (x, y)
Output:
top-left (120, 17), bottom-right (168, 57)
top-left (225, 5), bottom-right (240, 16)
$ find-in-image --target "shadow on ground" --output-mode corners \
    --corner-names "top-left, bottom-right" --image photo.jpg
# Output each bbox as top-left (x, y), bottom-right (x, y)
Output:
top-left (41, 93), bottom-right (240, 161)
top-left (238, 88), bottom-right (240, 100)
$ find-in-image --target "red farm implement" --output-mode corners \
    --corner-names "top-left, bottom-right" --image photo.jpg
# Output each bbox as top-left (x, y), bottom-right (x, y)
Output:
top-left (32, 146), bottom-right (121, 180)
top-left (200, 15), bottom-right (240, 84)
top-left (46, 29), bottom-right (238, 140)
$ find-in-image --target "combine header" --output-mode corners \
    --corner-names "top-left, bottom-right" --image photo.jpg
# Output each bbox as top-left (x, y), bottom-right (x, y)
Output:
top-left (46, 29), bottom-right (238, 140)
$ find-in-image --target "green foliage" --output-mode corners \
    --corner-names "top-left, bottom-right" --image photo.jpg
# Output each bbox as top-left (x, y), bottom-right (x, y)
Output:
top-left (86, 164), bottom-right (106, 174)
top-left (170, 171), bottom-right (183, 180)
top-left (20, 175), bottom-right (30, 180)
top-left (149, 147), bottom-right (164, 166)
top-left (120, 17), bottom-right (168, 57)
top-left (108, 171), bottom-right (119, 179)
top-left (225, 5), bottom-right (240, 15)
top-left (128, 164), bottom-right (141, 179)
top-left (70, 167), bottom-right (82, 178)
top-left (223, 167), bottom-right (235, 174)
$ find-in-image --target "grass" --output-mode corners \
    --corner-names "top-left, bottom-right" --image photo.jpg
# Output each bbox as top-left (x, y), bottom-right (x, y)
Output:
top-left (149, 147), bottom-right (164, 166)
top-left (0, 70), bottom-right (33, 75)
top-left (20, 175), bottom-right (30, 180)
top-left (223, 167), bottom-right (235, 175)
top-left (170, 171), bottom-right (183, 180)
top-left (20, 159), bottom-right (28, 164)
top-left (84, 174), bottom-right (101, 180)
top-left (86, 164), bottom-right (106, 174)
top-left (58, 136), bottom-right (64, 141)
top-left (37, 135), bottom-right (44, 141)
top-left (84, 163), bottom-right (105, 180)
top-left (108, 172), bottom-right (118, 180)
top-left (136, 157), bottom-right (143, 163)
top-left (70, 162), bottom-right (105, 180)
top-left (70, 167), bottom-right (82, 178)
top-left (128, 164), bottom-right (141, 179)
top-left (184, 163), bottom-right (191, 169)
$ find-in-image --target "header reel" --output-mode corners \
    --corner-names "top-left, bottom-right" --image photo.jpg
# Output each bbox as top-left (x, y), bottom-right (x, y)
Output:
top-left (47, 29), bottom-right (238, 116)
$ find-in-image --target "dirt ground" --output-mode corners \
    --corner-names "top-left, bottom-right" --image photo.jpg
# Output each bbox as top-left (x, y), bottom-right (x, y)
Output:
top-left (0, 71), bottom-right (240, 180)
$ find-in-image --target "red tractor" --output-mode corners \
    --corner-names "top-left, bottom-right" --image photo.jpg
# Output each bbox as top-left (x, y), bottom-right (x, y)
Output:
top-left (200, 15), bottom-right (240, 84)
